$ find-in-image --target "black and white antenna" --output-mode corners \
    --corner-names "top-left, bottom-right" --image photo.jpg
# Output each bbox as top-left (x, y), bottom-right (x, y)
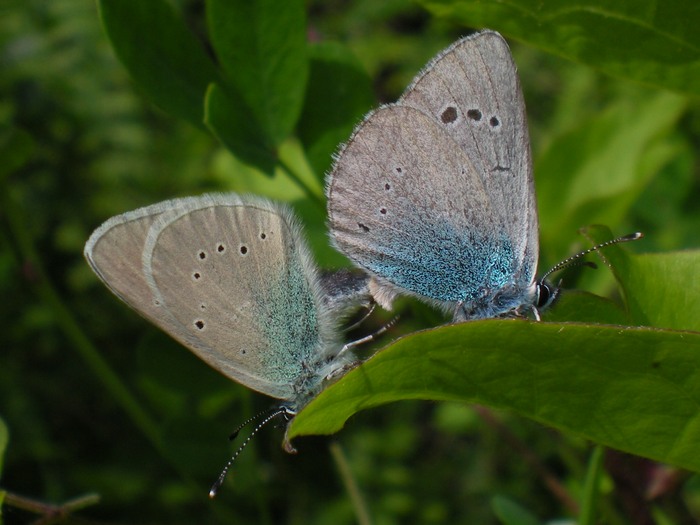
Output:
top-left (541, 232), bottom-right (643, 283)
top-left (531, 232), bottom-right (643, 318)
top-left (209, 406), bottom-right (294, 498)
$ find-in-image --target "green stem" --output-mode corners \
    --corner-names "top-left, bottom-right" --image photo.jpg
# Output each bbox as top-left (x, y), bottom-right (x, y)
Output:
top-left (2, 490), bottom-right (100, 523)
top-left (579, 445), bottom-right (604, 525)
top-left (329, 441), bottom-right (372, 525)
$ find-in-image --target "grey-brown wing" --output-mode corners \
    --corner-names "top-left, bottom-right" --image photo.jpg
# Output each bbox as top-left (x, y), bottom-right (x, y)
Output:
top-left (84, 198), bottom-right (191, 332)
top-left (328, 105), bottom-right (521, 309)
top-left (399, 30), bottom-right (537, 276)
top-left (142, 194), bottom-right (337, 400)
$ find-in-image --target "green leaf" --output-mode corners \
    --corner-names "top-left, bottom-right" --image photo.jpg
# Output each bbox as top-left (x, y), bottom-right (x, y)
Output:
top-left (288, 320), bottom-right (700, 473)
top-left (536, 91), bottom-right (687, 260)
top-left (491, 495), bottom-right (543, 525)
top-left (97, 0), bottom-right (220, 128)
top-left (204, 83), bottom-right (277, 173)
top-left (298, 42), bottom-right (375, 178)
top-left (583, 226), bottom-right (700, 332)
top-left (210, 139), bottom-right (310, 199)
top-left (419, 0), bottom-right (700, 94)
top-left (543, 290), bottom-right (629, 325)
top-left (623, 250), bottom-right (700, 331)
top-left (206, 0), bottom-right (308, 145)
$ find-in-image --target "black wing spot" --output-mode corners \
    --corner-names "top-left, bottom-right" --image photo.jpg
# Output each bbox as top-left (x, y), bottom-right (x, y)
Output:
top-left (194, 320), bottom-right (205, 330)
top-left (490, 116), bottom-right (500, 127)
top-left (441, 106), bottom-right (458, 124)
top-left (395, 167), bottom-right (403, 174)
top-left (240, 245), bottom-right (248, 255)
top-left (467, 109), bottom-right (482, 121)
top-left (193, 272), bottom-right (201, 280)
top-left (358, 223), bottom-right (370, 233)
top-left (385, 183), bottom-right (391, 190)
top-left (217, 244), bottom-right (225, 253)
top-left (379, 208), bottom-right (387, 215)
top-left (198, 251), bottom-right (207, 260)
top-left (260, 232), bottom-right (266, 240)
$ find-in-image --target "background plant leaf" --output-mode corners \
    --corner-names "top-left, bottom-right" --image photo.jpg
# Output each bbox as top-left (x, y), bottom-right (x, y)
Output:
top-left (541, 289), bottom-right (629, 325)
top-left (207, 0), bottom-right (308, 146)
top-left (97, 0), bottom-right (220, 128)
top-left (536, 91), bottom-right (687, 261)
top-left (298, 42), bottom-right (375, 178)
top-left (419, 0), bottom-right (700, 94)
top-left (204, 83), bottom-right (277, 173)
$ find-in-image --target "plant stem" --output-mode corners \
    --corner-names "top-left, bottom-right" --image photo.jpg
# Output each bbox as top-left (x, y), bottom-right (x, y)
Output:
top-left (330, 441), bottom-right (372, 525)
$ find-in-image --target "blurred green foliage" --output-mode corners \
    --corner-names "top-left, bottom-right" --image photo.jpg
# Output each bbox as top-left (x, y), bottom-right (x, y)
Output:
top-left (1, 0), bottom-right (700, 524)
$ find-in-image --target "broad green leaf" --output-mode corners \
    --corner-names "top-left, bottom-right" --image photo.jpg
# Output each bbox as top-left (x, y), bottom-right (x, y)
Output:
top-left (622, 251), bottom-right (700, 332)
top-left (491, 495), bottom-right (543, 525)
top-left (419, 0), bottom-right (700, 94)
top-left (298, 42), bottom-right (375, 178)
top-left (584, 226), bottom-right (700, 332)
top-left (288, 320), bottom-right (700, 473)
top-left (206, 0), bottom-right (308, 145)
top-left (536, 91), bottom-right (687, 260)
top-left (97, 0), bottom-right (220, 128)
top-left (204, 83), bottom-right (277, 173)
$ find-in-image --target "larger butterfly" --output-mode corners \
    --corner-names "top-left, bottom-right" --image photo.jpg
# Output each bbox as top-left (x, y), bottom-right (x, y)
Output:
top-left (327, 30), bottom-right (640, 321)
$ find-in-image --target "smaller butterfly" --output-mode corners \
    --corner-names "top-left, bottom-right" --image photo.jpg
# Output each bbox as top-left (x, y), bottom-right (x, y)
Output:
top-left (85, 193), bottom-right (373, 495)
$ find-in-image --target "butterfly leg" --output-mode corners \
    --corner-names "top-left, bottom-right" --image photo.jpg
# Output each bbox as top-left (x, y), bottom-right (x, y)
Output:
top-left (339, 315), bottom-right (400, 356)
top-left (343, 302), bottom-right (377, 333)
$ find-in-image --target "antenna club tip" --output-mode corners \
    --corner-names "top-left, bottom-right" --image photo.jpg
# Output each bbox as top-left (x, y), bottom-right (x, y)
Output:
top-left (631, 232), bottom-right (644, 239)
top-left (209, 490), bottom-right (217, 499)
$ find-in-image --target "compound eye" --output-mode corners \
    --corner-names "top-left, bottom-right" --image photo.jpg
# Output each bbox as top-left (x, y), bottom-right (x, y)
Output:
top-left (536, 282), bottom-right (553, 309)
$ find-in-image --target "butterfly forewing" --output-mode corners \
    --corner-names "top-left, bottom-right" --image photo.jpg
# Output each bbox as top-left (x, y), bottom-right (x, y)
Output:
top-left (84, 200), bottom-right (192, 333)
top-left (330, 106), bottom-right (522, 308)
top-left (400, 30), bottom-right (537, 274)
